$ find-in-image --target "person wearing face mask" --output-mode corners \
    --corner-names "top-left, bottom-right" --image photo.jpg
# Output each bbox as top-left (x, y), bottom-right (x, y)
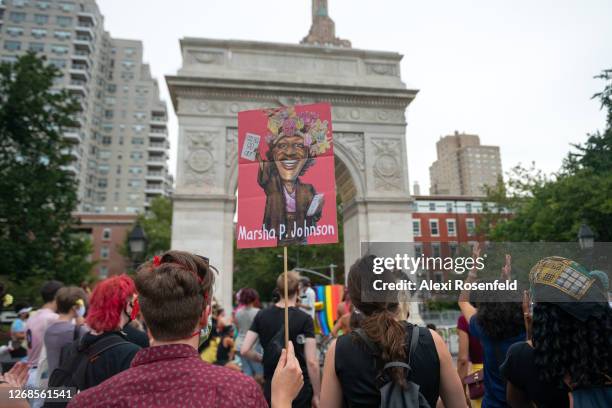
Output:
top-left (43, 287), bottom-right (89, 378)
top-left (68, 251), bottom-right (304, 408)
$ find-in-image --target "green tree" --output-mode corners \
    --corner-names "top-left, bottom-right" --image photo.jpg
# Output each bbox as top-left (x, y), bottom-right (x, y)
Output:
top-left (0, 53), bottom-right (93, 290)
top-left (482, 70), bottom-right (612, 241)
top-left (123, 196), bottom-right (172, 262)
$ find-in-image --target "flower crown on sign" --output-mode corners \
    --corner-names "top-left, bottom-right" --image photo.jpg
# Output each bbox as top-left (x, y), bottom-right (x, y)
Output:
top-left (265, 107), bottom-right (332, 156)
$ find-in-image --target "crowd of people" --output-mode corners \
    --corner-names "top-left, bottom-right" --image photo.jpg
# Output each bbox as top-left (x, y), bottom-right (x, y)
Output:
top-left (0, 247), bottom-right (609, 407)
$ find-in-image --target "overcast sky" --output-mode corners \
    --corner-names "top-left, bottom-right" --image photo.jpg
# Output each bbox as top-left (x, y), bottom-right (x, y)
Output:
top-left (98, 0), bottom-right (612, 193)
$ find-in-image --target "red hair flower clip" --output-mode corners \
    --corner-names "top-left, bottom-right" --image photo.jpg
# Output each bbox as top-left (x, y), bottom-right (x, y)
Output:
top-left (153, 256), bottom-right (161, 267)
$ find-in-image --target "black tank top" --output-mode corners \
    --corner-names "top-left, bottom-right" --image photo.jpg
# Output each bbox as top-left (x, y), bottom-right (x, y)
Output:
top-left (335, 322), bottom-right (440, 408)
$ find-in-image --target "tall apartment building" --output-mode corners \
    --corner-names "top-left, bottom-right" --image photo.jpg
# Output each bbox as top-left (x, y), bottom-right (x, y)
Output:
top-left (429, 131), bottom-right (502, 196)
top-left (0, 0), bottom-right (172, 213)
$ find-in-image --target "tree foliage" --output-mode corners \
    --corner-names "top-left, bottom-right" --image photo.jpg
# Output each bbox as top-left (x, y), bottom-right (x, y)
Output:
top-left (0, 53), bottom-right (93, 292)
top-left (482, 70), bottom-right (612, 242)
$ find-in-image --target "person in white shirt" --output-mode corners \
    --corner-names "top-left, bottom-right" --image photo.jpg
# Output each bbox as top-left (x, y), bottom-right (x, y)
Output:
top-left (299, 277), bottom-right (316, 321)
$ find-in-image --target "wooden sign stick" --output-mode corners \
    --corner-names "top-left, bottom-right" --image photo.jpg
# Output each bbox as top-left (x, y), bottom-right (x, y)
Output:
top-left (283, 246), bottom-right (289, 348)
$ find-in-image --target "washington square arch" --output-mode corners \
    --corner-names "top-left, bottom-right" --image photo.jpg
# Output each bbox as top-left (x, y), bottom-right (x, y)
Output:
top-left (166, 1), bottom-right (418, 307)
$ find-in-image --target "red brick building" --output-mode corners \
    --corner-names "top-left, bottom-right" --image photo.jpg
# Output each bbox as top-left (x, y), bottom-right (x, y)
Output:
top-left (74, 213), bottom-right (137, 279)
top-left (411, 195), bottom-right (508, 282)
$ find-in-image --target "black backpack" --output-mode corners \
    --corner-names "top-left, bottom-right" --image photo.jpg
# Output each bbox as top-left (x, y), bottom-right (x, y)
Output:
top-left (262, 323), bottom-right (285, 373)
top-left (353, 325), bottom-right (431, 408)
top-left (43, 332), bottom-right (131, 408)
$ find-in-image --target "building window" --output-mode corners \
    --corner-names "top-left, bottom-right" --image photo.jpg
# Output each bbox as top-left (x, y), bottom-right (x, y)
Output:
top-left (1, 55), bottom-right (19, 64)
top-left (54, 30), bottom-right (71, 40)
top-left (34, 13), bottom-right (49, 24)
top-left (59, 2), bottom-right (75, 12)
top-left (13, 0), bottom-right (27, 6)
top-left (432, 243), bottom-right (441, 258)
top-left (99, 266), bottom-right (109, 279)
top-left (102, 228), bottom-right (111, 241)
top-left (446, 219), bottom-right (456, 236)
top-left (466, 203), bottom-right (472, 213)
top-left (4, 41), bottom-right (21, 51)
top-left (32, 28), bottom-right (47, 38)
top-left (130, 152), bottom-right (143, 160)
top-left (412, 220), bottom-right (421, 237)
top-left (49, 59), bottom-right (66, 68)
top-left (449, 242), bottom-right (458, 257)
top-left (429, 219), bottom-right (439, 236)
top-left (97, 150), bottom-right (111, 160)
top-left (466, 219), bottom-right (476, 236)
top-left (128, 179), bottom-right (141, 188)
top-left (97, 179), bottom-right (108, 188)
top-left (128, 166), bottom-right (143, 174)
top-left (414, 243), bottom-right (423, 258)
top-left (6, 26), bottom-right (24, 37)
top-left (446, 202), bottom-right (453, 213)
top-left (101, 136), bottom-right (112, 145)
top-left (50, 45), bottom-right (69, 55)
top-left (131, 137), bottom-right (144, 145)
top-left (100, 246), bottom-right (109, 259)
top-left (56, 16), bottom-right (73, 27)
top-left (98, 164), bottom-right (110, 175)
top-left (36, 1), bottom-right (51, 9)
top-left (29, 42), bottom-right (45, 52)
top-left (434, 271), bottom-right (443, 284)
top-left (9, 12), bottom-right (27, 23)
top-left (429, 202), bottom-right (436, 211)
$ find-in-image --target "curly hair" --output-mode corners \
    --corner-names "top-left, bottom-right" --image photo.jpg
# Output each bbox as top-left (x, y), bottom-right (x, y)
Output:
top-left (471, 278), bottom-right (525, 340)
top-left (532, 302), bottom-right (612, 388)
top-left (476, 301), bottom-right (524, 340)
top-left (86, 275), bottom-right (135, 333)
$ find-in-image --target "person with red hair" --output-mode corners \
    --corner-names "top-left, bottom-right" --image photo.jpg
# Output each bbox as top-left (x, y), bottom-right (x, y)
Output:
top-left (48, 275), bottom-right (141, 398)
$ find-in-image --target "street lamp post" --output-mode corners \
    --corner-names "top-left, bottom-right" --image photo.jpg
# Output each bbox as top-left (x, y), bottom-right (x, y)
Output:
top-left (577, 223), bottom-right (595, 269)
top-left (128, 223), bottom-right (148, 270)
top-left (577, 223), bottom-right (595, 250)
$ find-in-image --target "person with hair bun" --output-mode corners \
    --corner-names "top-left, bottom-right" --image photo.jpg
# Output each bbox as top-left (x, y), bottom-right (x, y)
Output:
top-left (320, 255), bottom-right (466, 408)
top-left (69, 251), bottom-right (303, 408)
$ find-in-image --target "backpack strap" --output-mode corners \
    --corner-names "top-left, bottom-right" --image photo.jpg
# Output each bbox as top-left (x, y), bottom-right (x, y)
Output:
top-left (72, 324), bottom-right (82, 341)
top-left (407, 325), bottom-right (420, 367)
top-left (70, 333), bottom-right (131, 391)
top-left (84, 333), bottom-right (131, 362)
top-left (353, 328), bottom-right (380, 356)
top-left (383, 361), bottom-right (411, 370)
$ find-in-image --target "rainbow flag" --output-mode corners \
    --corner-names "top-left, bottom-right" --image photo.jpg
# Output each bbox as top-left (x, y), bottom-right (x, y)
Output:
top-left (314, 285), bottom-right (344, 335)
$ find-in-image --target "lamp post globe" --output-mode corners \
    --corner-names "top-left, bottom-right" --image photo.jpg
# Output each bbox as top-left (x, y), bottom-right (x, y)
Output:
top-left (577, 223), bottom-right (595, 250)
top-left (128, 223), bottom-right (148, 260)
